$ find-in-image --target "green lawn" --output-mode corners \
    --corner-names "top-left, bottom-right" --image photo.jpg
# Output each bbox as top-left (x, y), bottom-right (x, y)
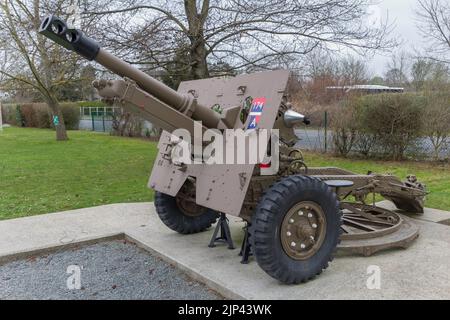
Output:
top-left (1, 127), bottom-right (449, 220)
top-left (0, 127), bottom-right (157, 219)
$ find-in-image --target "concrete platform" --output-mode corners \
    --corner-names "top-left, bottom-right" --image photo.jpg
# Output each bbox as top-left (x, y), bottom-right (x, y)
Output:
top-left (1, 202), bottom-right (450, 300)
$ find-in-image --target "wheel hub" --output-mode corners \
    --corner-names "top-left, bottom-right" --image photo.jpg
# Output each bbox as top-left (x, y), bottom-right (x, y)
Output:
top-left (176, 196), bottom-right (206, 217)
top-left (175, 178), bottom-right (207, 217)
top-left (281, 201), bottom-right (327, 260)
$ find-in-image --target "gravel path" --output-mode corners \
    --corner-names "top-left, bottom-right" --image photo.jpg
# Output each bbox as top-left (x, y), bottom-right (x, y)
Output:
top-left (0, 240), bottom-right (222, 300)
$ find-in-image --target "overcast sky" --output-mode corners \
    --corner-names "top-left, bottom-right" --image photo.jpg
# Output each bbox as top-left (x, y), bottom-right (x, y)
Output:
top-left (368, 0), bottom-right (425, 77)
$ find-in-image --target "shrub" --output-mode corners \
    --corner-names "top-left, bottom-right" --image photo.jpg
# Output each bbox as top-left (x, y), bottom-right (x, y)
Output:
top-left (15, 105), bottom-right (24, 126)
top-left (111, 109), bottom-right (143, 137)
top-left (1, 104), bottom-right (19, 126)
top-left (422, 91), bottom-right (450, 160)
top-left (353, 131), bottom-right (378, 158)
top-left (1, 104), bottom-right (11, 125)
top-left (18, 103), bottom-right (50, 128)
top-left (330, 101), bottom-right (358, 157)
top-left (327, 93), bottom-right (427, 159)
top-left (60, 103), bottom-right (80, 130)
top-left (1, 102), bottom-right (81, 130)
top-left (357, 93), bottom-right (425, 160)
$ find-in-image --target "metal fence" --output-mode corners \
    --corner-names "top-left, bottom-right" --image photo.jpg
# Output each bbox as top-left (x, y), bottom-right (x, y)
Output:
top-left (295, 127), bottom-right (332, 153)
top-left (79, 106), bottom-right (116, 132)
top-left (79, 115), bottom-right (114, 132)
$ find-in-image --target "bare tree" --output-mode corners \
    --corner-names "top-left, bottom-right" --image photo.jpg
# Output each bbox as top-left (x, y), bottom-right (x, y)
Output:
top-left (0, 0), bottom-right (105, 140)
top-left (296, 51), bottom-right (340, 104)
top-left (385, 51), bottom-right (410, 87)
top-left (427, 61), bottom-right (450, 88)
top-left (411, 58), bottom-right (434, 91)
top-left (296, 51), bottom-right (370, 105)
top-left (87, 0), bottom-right (396, 82)
top-left (416, 0), bottom-right (450, 58)
top-left (340, 56), bottom-right (369, 85)
top-left (410, 56), bottom-right (450, 91)
top-left (0, 0), bottom-right (74, 139)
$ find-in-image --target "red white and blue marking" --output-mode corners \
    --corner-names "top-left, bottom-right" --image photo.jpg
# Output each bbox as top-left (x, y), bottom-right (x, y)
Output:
top-left (247, 97), bottom-right (266, 129)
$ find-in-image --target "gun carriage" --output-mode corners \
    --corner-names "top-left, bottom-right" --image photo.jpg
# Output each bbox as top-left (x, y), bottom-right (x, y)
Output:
top-left (39, 16), bottom-right (426, 284)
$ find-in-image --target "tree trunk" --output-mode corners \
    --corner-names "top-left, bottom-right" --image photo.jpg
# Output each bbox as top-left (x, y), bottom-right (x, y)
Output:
top-left (47, 98), bottom-right (68, 141)
top-left (33, 0), bottom-right (68, 141)
top-left (184, 0), bottom-right (210, 79)
top-left (189, 36), bottom-right (209, 79)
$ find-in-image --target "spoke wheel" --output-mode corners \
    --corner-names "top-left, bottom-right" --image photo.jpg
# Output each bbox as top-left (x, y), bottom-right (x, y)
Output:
top-left (340, 203), bottom-right (401, 240)
top-left (338, 202), bottom-right (420, 256)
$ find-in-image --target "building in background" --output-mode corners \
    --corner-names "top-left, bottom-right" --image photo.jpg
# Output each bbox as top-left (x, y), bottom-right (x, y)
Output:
top-left (326, 85), bottom-right (404, 94)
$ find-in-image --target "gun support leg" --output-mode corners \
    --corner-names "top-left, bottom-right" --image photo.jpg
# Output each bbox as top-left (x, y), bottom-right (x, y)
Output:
top-left (239, 222), bottom-right (253, 264)
top-left (208, 213), bottom-right (235, 250)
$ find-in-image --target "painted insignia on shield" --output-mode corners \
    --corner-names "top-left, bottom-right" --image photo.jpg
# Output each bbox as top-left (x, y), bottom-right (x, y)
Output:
top-left (247, 97), bottom-right (266, 129)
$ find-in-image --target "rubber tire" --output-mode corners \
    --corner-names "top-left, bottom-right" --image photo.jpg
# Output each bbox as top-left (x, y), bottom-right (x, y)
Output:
top-left (250, 175), bottom-right (342, 284)
top-left (155, 192), bottom-right (220, 235)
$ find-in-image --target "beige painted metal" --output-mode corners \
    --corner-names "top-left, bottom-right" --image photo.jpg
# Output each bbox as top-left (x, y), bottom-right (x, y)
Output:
top-left (93, 79), bottom-right (207, 137)
top-left (93, 69), bottom-right (291, 216)
top-left (35, 14), bottom-right (294, 217)
top-left (150, 70), bottom-right (290, 216)
top-left (36, 14), bottom-right (430, 267)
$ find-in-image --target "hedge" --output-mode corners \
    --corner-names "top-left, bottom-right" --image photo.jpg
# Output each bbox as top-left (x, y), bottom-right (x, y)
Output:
top-left (331, 93), bottom-right (430, 160)
top-left (1, 102), bottom-right (84, 130)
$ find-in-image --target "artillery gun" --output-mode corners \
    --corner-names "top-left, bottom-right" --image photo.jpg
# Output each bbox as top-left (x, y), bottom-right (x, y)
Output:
top-left (39, 16), bottom-right (427, 284)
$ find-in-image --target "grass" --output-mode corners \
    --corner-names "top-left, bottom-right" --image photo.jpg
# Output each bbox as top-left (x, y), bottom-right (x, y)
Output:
top-left (0, 127), bottom-right (449, 220)
top-left (0, 127), bottom-right (157, 220)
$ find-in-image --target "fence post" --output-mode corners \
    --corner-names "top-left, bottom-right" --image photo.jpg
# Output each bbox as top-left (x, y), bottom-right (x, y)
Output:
top-left (0, 102), bottom-right (3, 132)
top-left (102, 115), bottom-right (105, 132)
top-left (91, 113), bottom-right (95, 131)
top-left (324, 111), bottom-right (328, 153)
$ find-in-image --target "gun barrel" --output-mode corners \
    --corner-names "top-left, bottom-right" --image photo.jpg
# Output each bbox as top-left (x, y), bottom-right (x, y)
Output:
top-left (39, 15), bottom-right (221, 128)
top-left (95, 49), bottom-right (191, 112)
